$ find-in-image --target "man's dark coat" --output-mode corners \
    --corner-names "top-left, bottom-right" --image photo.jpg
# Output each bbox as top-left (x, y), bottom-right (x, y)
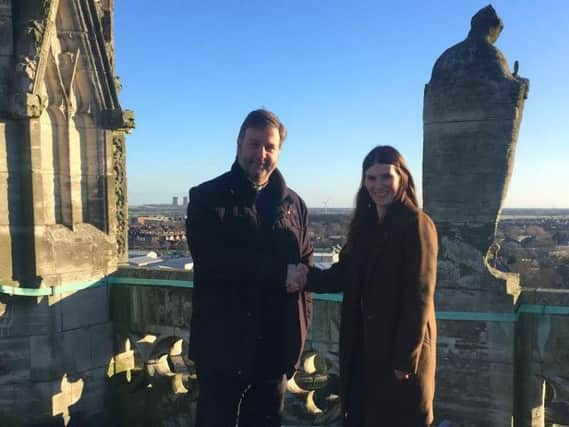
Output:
top-left (185, 162), bottom-right (313, 378)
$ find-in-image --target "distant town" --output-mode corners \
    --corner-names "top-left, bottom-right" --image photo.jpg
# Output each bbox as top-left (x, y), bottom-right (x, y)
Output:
top-left (128, 201), bottom-right (569, 289)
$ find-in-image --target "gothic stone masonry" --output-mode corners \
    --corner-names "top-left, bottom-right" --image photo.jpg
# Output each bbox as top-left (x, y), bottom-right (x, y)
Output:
top-left (423, 5), bottom-right (534, 427)
top-left (0, 0), bottom-right (132, 425)
top-left (108, 269), bottom-right (343, 427)
top-left (106, 269), bottom-right (569, 427)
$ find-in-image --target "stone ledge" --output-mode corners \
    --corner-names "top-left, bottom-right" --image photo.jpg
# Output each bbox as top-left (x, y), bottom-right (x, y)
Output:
top-left (114, 265), bottom-right (192, 282)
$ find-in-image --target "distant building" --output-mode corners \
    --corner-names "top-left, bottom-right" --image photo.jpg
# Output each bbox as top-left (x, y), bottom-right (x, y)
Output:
top-left (126, 251), bottom-right (193, 270)
top-left (128, 251), bottom-right (163, 267)
top-left (133, 215), bottom-right (169, 225)
top-left (182, 196), bottom-right (189, 206)
top-left (312, 250), bottom-right (340, 270)
top-left (156, 257), bottom-right (194, 271)
top-left (172, 196), bottom-right (179, 206)
top-left (128, 250), bottom-right (158, 258)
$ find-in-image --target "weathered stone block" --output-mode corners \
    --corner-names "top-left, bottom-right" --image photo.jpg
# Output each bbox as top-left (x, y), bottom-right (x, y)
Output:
top-left (0, 16), bottom-right (12, 57)
top-left (0, 226), bottom-right (12, 282)
top-left (130, 286), bottom-right (193, 329)
top-left (38, 224), bottom-right (116, 282)
top-left (435, 287), bottom-right (516, 312)
top-left (0, 298), bottom-right (61, 338)
top-left (61, 285), bottom-right (111, 331)
top-left (0, 173), bottom-right (9, 220)
top-left (29, 173), bottom-right (54, 226)
top-left (308, 299), bottom-right (341, 344)
top-left (110, 285), bottom-right (131, 333)
top-left (0, 336), bottom-right (30, 384)
top-left (67, 367), bottom-right (110, 422)
top-left (0, 123), bottom-right (7, 172)
top-left (62, 328), bottom-right (92, 374)
top-left (32, 377), bottom-right (80, 422)
top-left (438, 319), bottom-right (515, 362)
top-left (3, 363), bottom-right (109, 424)
top-left (30, 334), bottom-right (63, 381)
top-left (34, 224), bottom-right (116, 285)
top-left (436, 356), bottom-right (515, 426)
top-left (0, 383), bottom-right (18, 420)
top-left (424, 120), bottom-right (520, 229)
top-left (89, 322), bottom-right (114, 369)
top-left (0, 0), bottom-right (13, 16)
top-left (34, 226), bottom-right (57, 276)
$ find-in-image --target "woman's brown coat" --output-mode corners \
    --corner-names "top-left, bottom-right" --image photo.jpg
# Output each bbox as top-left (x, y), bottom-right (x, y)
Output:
top-left (308, 201), bottom-right (438, 426)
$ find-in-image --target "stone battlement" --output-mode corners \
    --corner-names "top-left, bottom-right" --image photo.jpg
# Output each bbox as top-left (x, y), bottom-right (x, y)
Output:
top-left (3, 268), bottom-right (567, 425)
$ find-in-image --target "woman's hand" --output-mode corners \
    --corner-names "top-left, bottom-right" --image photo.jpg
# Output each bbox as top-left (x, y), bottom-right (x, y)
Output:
top-left (394, 369), bottom-right (412, 381)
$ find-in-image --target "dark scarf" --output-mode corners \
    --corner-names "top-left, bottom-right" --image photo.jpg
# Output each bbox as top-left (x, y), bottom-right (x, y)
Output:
top-left (229, 161), bottom-right (288, 227)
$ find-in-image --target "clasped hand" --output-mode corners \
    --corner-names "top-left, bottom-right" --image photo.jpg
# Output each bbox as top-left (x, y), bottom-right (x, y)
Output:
top-left (286, 263), bottom-right (308, 294)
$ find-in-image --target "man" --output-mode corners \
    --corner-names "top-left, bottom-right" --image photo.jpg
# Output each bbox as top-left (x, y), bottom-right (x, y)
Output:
top-left (185, 109), bottom-right (312, 427)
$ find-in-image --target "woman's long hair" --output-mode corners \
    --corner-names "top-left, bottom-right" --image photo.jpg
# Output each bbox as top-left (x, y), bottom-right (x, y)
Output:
top-left (344, 145), bottom-right (418, 253)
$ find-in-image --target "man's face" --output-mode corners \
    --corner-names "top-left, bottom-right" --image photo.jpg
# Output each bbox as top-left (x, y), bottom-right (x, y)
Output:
top-left (237, 126), bottom-right (281, 186)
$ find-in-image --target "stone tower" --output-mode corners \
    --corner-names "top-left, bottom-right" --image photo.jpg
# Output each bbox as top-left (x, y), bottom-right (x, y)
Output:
top-left (423, 5), bottom-right (529, 426)
top-left (0, 0), bottom-right (133, 424)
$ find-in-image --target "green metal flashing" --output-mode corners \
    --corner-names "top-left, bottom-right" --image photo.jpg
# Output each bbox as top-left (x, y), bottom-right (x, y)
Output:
top-left (518, 304), bottom-right (569, 316)
top-left (0, 285), bottom-right (52, 296)
top-left (108, 277), bottom-right (193, 288)
top-left (2, 276), bottom-right (569, 323)
top-left (0, 278), bottom-right (107, 296)
top-left (313, 293), bottom-right (343, 302)
top-left (435, 311), bottom-right (518, 322)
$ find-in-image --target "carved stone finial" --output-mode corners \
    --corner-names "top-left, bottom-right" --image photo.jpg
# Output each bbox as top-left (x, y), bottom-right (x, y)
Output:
top-left (468, 5), bottom-right (504, 44)
top-left (424, 5), bottom-right (529, 256)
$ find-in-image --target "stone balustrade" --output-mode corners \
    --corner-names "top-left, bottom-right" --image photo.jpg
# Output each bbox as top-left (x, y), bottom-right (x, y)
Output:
top-left (103, 267), bottom-right (569, 427)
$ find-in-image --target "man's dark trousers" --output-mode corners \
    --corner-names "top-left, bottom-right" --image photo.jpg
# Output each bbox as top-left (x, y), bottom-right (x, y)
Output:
top-left (195, 368), bottom-right (287, 427)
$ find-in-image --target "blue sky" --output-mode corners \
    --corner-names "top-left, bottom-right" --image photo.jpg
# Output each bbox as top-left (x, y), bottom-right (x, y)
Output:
top-left (114, 1), bottom-right (569, 208)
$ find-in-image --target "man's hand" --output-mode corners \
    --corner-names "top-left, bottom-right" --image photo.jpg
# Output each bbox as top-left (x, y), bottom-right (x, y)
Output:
top-left (286, 263), bottom-right (308, 294)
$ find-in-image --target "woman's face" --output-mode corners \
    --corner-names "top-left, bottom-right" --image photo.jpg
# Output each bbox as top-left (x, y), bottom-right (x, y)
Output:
top-left (364, 163), bottom-right (401, 209)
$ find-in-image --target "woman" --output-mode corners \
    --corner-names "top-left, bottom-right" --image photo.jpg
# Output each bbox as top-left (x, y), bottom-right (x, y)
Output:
top-left (306, 146), bottom-right (438, 427)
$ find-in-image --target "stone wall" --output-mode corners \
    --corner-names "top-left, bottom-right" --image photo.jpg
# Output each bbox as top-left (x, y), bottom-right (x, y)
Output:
top-left (108, 268), bottom-right (343, 427)
top-left (515, 290), bottom-right (569, 427)
top-left (0, 1), bottom-right (132, 425)
top-left (106, 269), bottom-right (569, 427)
top-left (104, 268), bottom-right (569, 427)
top-left (0, 287), bottom-right (114, 426)
top-left (422, 6), bottom-right (531, 426)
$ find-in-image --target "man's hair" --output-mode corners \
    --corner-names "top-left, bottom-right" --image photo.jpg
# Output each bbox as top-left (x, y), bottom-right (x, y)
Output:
top-left (237, 109), bottom-right (287, 146)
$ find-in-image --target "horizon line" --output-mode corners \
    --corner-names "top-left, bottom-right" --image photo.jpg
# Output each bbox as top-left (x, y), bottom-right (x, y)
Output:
top-left (128, 204), bottom-right (569, 210)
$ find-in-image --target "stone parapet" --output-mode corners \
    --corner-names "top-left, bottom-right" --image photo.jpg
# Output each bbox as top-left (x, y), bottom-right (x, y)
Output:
top-left (515, 289), bottom-right (569, 427)
top-left (422, 6), bottom-right (532, 426)
top-left (108, 267), bottom-right (343, 427)
top-left (0, 284), bottom-right (113, 426)
top-left (3, 269), bottom-right (568, 425)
